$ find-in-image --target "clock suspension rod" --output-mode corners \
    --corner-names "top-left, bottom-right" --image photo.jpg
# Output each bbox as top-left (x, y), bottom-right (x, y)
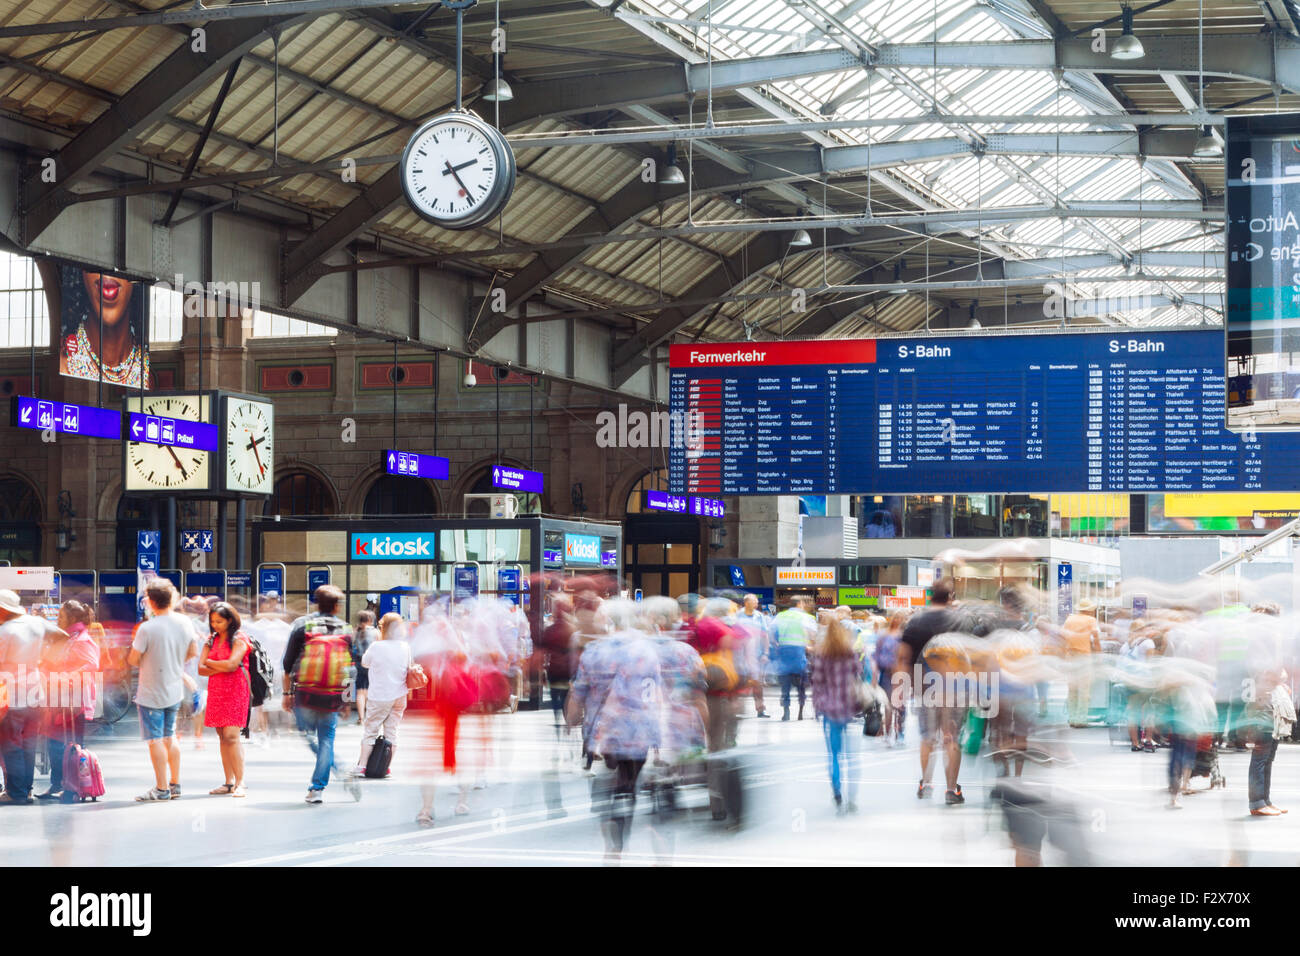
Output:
top-left (165, 496), bottom-right (177, 572)
top-left (236, 497), bottom-right (247, 572)
top-left (455, 6), bottom-right (464, 112)
top-left (217, 499), bottom-right (227, 570)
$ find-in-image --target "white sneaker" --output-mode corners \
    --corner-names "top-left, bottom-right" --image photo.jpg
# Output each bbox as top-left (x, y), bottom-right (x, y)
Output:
top-left (305, 789), bottom-right (323, 804)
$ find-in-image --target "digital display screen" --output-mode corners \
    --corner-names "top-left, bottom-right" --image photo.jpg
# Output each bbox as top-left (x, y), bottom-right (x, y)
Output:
top-left (1226, 113), bottom-right (1300, 429)
top-left (669, 330), bottom-right (1300, 494)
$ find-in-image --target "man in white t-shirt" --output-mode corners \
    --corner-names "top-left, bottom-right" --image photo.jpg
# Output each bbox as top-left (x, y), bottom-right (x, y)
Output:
top-left (128, 579), bottom-right (198, 802)
top-left (353, 614), bottom-right (412, 776)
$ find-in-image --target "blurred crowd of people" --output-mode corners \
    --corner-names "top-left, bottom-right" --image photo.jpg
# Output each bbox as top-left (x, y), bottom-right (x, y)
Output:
top-left (2, 570), bottom-right (1299, 866)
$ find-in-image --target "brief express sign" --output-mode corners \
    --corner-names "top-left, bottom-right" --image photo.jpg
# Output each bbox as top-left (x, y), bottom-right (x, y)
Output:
top-left (351, 532), bottom-right (434, 561)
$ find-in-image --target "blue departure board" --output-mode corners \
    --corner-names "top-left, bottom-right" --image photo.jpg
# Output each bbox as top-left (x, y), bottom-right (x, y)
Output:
top-left (668, 330), bottom-right (1291, 494)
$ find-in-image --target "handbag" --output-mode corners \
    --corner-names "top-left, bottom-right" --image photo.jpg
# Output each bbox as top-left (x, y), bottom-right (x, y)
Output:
top-left (406, 662), bottom-right (429, 691)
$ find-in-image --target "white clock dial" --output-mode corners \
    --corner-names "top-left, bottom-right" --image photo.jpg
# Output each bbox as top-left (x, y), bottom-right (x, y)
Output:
top-left (400, 111), bottom-right (516, 229)
top-left (125, 394), bottom-right (212, 492)
top-left (225, 398), bottom-right (274, 495)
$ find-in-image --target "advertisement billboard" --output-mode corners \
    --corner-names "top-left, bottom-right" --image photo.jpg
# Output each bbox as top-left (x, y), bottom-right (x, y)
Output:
top-left (58, 262), bottom-right (152, 389)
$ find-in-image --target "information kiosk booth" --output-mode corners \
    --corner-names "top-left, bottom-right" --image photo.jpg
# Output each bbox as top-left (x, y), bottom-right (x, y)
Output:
top-left (254, 516), bottom-right (622, 710)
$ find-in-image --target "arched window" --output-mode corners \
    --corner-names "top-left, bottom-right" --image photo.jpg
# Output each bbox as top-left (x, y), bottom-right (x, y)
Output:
top-left (625, 468), bottom-right (668, 514)
top-left (265, 471), bottom-right (334, 517)
top-left (363, 475), bottom-right (438, 516)
top-left (0, 253), bottom-right (49, 348)
top-left (0, 476), bottom-right (41, 565)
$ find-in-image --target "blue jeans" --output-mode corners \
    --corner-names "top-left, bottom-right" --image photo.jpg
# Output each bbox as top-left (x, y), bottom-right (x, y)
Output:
top-left (2, 708), bottom-right (40, 800)
top-left (1168, 733), bottom-right (1196, 795)
top-left (1248, 732), bottom-right (1279, 810)
top-left (780, 673), bottom-right (806, 711)
top-left (295, 707), bottom-right (342, 791)
top-left (822, 717), bottom-right (854, 799)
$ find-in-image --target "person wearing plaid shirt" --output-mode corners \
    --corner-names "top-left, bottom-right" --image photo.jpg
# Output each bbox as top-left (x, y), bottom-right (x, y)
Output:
top-left (809, 619), bottom-right (863, 813)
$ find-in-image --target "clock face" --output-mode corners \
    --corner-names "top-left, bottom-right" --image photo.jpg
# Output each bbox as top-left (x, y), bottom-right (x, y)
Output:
top-left (400, 111), bottom-right (516, 230)
top-left (224, 398), bottom-right (274, 495)
top-left (125, 394), bottom-right (213, 492)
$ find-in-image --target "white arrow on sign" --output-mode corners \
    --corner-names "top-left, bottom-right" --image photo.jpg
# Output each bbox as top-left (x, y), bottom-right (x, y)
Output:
top-left (388, 452), bottom-right (395, 469)
top-left (493, 467), bottom-right (500, 482)
top-left (132, 419), bottom-right (142, 438)
top-left (20, 406), bottom-right (30, 423)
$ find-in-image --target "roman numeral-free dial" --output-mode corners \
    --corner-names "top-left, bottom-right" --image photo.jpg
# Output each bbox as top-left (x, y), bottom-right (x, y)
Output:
top-left (400, 110), bottom-right (516, 230)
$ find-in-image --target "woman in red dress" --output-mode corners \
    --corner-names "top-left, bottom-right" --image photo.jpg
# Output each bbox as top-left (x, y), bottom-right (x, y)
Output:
top-left (199, 602), bottom-right (250, 797)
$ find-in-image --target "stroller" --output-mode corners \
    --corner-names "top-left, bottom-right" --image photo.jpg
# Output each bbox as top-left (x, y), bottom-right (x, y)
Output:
top-left (1189, 734), bottom-right (1226, 790)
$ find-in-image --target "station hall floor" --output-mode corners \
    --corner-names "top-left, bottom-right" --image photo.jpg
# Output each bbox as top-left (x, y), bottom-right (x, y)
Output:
top-left (1, 698), bottom-right (1298, 867)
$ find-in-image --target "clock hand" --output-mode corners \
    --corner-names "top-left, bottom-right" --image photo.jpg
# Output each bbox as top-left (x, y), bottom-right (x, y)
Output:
top-left (442, 159), bottom-right (472, 197)
top-left (246, 434), bottom-right (266, 476)
top-left (441, 158), bottom-right (479, 175)
top-left (166, 446), bottom-right (184, 470)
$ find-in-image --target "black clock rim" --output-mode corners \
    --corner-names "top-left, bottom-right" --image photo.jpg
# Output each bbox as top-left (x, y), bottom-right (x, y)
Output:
top-left (400, 111), bottom-right (515, 230)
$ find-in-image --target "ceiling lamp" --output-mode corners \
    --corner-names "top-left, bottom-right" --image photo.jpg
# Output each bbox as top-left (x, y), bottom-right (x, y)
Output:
top-left (1193, 126), bottom-right (1222, 158)
top-left (790, 229), bottom-right (813, 247)
top-left (661, 143), bottom-right (685, 185)
top-left (1111, 6), bottom-right (1144, 60)
top-left (481, 76), bottom-right (513, 102)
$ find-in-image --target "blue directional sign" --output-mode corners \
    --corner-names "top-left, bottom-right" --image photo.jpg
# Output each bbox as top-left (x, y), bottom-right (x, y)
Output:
top-left (492, 465), bottom-right (543, 494)
top-left (454, 565), bottom-right (479, 601)
top-left (307, 567), bottom-right (331, 596)
top-left (497, 567), bottom-right (520, 606)
top-left (128, 412), bottom-right (218, 452)
top-left (136, 530), bottom-right (160, 572)
top-left (12, 396), bottom-right (120, 440)
top-left (689, 496), bottom-right (725, 518)
top-left (1057, 563), bottom-right (1073, 618)
top-left (137, 530), bottom-right (161, 621)
top-left (645, 490), bottom-right (689, 513)
top-left (180, 529), bottom-right (214, 553)
top-left (258, 566), bottom-right (284, 598)
top-left (226, 571), bottom-right (252, 589)
top-left (384, 449), bottom-right (450, 480)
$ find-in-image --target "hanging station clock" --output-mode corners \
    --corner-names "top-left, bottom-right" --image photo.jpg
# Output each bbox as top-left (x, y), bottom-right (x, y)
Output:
top-left (221, 394), bottom-right (275, 496)
top-left (400, 110), bottom-right (516, 229)
top-left (123, 392), bottom-right (215, 493)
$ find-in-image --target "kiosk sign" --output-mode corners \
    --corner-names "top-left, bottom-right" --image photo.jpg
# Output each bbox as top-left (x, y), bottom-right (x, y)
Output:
top-left (351, 531), bottom-right (435, 561)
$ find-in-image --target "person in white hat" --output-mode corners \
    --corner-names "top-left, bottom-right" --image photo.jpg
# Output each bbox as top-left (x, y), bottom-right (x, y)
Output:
top-left (0, 589), bottom-right (57, 803)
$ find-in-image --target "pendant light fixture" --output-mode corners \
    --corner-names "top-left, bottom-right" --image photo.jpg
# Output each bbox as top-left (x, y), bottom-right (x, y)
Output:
top-left (1111, 5), bottom-right (1144, 60)
top-left (661, 143), bottom-right (686, 184)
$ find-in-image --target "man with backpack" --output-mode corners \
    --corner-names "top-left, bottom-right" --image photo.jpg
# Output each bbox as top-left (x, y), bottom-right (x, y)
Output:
top-left (281, 585), bottom-right (360, 804)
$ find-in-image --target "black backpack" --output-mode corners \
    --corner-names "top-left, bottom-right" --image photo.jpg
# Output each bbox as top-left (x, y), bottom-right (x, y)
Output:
top-left (365, 736), bottom-right (393, 778)
top-left (245, 635), bottom-right (276, 708)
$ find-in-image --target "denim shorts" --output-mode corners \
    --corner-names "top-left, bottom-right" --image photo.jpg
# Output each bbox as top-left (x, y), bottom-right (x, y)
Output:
top-left (138, 703), bottom-right (180, 741)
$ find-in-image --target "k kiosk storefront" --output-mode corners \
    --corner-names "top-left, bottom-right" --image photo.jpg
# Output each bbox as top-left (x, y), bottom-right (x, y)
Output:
top-left (254, 516), bottom-right (622, 709)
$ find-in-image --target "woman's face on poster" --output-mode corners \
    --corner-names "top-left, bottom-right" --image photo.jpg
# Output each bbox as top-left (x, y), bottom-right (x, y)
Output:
top-left (81, 272), bottom-right (134, 328)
